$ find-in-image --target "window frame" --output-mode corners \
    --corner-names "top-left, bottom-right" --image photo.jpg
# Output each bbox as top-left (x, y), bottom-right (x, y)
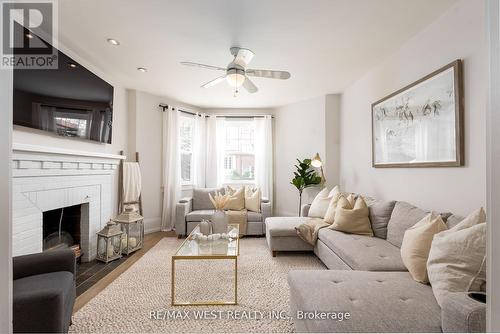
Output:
top-left (179, 114), bottom-right (196, 186)
top-left (222, 119), bottom-right (256, 184)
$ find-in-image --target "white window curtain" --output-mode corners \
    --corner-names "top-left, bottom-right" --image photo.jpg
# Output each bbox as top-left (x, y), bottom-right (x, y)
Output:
top-left (254, 115), bottom-right (273, 205)
top-left (192, 113), bottom-right (207, 188)
top-left (161, 107), bottom-right (181, 231)
top-left (205, 116), bottom-right (226, 188)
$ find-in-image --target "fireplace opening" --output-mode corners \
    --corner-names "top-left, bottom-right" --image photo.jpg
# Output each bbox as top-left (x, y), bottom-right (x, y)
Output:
top-left (43, 204), bottom-right (82, 257)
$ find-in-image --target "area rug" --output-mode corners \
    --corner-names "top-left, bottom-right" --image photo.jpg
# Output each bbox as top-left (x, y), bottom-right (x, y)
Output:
top-left (70, 237), bottom-right (326, 333)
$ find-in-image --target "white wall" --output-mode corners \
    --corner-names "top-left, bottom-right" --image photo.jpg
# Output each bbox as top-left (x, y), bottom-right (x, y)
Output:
top-left (0, 67), bottom-right (13, 333)
top-left (324, 95), bottom-right (341, 189)
top-left (339, 0), bottom-right (486, 216)
top-left (486, 0), bottom-right (500, 330)
top-left (274, 96), bottom-right (327, 216)
top-left (128, 90), bottom-right (200, 232)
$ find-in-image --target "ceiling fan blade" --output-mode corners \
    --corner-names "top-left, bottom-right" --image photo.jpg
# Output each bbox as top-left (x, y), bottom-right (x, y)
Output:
top-left (201, 75), bottom-right (226, 88)
top-left (242, 77), bottom-right (258, 93)
top-left (246, 69), bottom-right (291, 80)
top-left (233, 48), bottom-right (254, 67)
top-left (180, 62), bottom-right (226, 71)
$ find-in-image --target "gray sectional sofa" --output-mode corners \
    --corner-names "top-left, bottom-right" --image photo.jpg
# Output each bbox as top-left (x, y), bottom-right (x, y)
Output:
top-left (175, 187), bottom-right (272, 236)
top-left (265, 200), bottom-right (486, 333)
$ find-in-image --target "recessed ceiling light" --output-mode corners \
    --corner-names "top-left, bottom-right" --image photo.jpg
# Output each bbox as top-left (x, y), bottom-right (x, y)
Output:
top-left (137, 67), bottom-right (147, 73)
top-left (25, 33), bottom-right (34, 39)
top-left (68, 62), bottom-right (78, 68)
top-left (107, 38), bottom-right (120, 46)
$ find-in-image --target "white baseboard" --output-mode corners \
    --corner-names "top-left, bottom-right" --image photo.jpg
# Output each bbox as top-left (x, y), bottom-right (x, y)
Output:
top-left (144, 217), bottom-right (161, 234)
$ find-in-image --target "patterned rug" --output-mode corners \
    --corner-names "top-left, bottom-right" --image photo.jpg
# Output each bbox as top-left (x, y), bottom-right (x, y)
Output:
top-left (70, 237), bottom-right (326, 333)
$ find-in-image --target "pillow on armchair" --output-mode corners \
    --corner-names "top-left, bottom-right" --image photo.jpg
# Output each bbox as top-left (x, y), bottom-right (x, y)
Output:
top-left (224, 186), bottom-right (245, 211)
top-left (245, 186), bottom-right (261, 212)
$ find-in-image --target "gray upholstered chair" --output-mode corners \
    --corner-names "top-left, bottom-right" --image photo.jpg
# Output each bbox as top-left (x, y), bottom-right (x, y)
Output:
top-left (175, 187), bottom-right (272, 236)
top-left (13, 249), bottom-right (76, 333)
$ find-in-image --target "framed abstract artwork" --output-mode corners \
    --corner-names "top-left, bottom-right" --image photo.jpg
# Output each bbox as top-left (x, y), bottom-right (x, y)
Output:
top-left (371, 60), bottom-right (464, 168)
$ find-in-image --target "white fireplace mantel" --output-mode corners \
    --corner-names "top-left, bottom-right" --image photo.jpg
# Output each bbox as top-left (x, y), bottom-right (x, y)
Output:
top-left (11, 143), bottom-right (125, 261)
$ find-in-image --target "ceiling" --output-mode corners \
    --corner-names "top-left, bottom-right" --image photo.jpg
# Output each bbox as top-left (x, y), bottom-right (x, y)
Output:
top-left (58, 0), bottom-right (457, 109)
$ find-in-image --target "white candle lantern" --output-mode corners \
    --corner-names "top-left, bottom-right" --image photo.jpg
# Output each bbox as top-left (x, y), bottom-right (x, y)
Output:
top-left (96, 221), bottom-right (123, 263)
top-left (113, 207), bottom-right (144, 255)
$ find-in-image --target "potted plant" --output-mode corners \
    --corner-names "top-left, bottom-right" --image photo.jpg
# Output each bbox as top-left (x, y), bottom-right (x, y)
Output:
top-left (291, 158), bottom-right (322, 216)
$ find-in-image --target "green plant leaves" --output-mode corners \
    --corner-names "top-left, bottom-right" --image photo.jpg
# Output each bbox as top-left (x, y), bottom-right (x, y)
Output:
top-left (290, 158), bottom-right (321, 191)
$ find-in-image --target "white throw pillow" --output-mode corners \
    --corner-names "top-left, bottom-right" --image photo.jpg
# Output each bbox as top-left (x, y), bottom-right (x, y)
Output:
top-left (308, 186), bottom-right (338, 218)
top-left (427, 208), bottom-right (487, 307)
top-left (244, 186), bottom-right (261, 213)
top-left (400, 212), bottom-right (447, 283)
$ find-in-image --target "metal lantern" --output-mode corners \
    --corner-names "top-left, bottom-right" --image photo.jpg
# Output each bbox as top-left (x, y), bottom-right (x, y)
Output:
top-left (113, 207), bottom-right (144, 255)
top-left (96, 221), bottom-right (123, 263)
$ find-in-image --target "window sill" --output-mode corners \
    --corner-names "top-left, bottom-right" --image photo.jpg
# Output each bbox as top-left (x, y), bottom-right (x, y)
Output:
top-left (223, 180), bottom-right (256, 186)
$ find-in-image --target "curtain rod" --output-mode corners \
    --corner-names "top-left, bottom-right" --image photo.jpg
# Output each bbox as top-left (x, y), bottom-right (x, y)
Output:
top-left (159, 104), bottom-right (274, 119)
top-left (158, 104), bottom-right (204, 117)
top-left (219, 115), bottom-right (274, 119)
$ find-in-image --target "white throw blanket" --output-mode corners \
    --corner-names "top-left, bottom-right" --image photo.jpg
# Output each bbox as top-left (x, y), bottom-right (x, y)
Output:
top-left (123, 162), bottom-right (142, 206)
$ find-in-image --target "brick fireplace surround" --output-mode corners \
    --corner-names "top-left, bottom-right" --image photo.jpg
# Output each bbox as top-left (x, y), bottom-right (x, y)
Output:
top-left (12, 144), bottom-right (125, 262)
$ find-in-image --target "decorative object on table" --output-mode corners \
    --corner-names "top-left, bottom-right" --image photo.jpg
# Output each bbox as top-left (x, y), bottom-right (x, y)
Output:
top-left (96, 221), bottom-right (123, 263)
top-left (118, 150), bottom-right (143, 214)
top-left (372, 60), bottom-right (464, 167)
top-left (192, 232), bottom-right (233, 241)
top-left (311, 153), bottom-right (326, 185)
top-left (290, 158), bottom-right (322, 215)
top-left (113, 207), bottom-right (144, 255)
top-left (209, 192), bottom-right (232, 233)
top-left (199, 219), bottom-right (212, 236)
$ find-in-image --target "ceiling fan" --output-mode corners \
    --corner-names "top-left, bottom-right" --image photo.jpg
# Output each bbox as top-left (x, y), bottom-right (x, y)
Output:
top-left (180, 47), bottom-right (291, 94)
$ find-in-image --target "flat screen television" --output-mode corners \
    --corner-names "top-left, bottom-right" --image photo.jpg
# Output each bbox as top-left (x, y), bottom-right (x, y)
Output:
top-left (13, 25), bottom-right (114, 144)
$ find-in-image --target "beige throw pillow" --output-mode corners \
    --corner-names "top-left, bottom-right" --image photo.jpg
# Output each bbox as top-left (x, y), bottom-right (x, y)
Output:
top-left (224, 186), bottom-right (245, 211)
top-left (427, 208), bottom-right (487, 307)
top-left (244, 186), bottom-right (261, 213)
top-left (329, 196), bottom-right (373, 236)
top-left (324, 192), bottom-right (354, 224)
top-left (308, 186), bottom-right (338, 218)
top-left (400, 212), bottom-right (447, 283)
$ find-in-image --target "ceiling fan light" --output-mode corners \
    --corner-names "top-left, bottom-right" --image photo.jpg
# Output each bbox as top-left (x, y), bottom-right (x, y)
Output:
top-left (226, 70), bottom-right (245, 88)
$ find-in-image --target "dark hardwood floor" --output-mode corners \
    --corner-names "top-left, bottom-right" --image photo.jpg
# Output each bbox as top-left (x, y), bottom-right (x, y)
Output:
top-left (76, 256), bottom-right (129, 296)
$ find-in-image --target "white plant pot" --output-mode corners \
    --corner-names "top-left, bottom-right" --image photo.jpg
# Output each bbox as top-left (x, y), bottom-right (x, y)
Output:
top-left (212, 210), bottom-right (229, 234)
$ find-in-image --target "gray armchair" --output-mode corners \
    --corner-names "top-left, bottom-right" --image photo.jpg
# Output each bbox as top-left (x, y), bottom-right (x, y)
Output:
top-left (175, 187), bottom-right (272, 236)
top-left (13, 249), bottom-right (76, 333)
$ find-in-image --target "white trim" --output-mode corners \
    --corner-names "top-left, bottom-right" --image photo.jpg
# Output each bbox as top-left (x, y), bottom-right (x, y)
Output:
top-left (486, 0), bottom-right (500, 331)
top-left (12, 143), bottom-right (126, 160)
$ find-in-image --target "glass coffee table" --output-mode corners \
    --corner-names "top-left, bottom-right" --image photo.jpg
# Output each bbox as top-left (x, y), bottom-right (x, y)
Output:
top-left (171, 224), bottom-right (239, 306)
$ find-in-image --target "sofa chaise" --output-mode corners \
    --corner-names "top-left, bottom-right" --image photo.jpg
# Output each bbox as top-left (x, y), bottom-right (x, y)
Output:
top-left (175, 187), bottom-right (272, 236)
top-left (265, 200), bottom-right (486, 333)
